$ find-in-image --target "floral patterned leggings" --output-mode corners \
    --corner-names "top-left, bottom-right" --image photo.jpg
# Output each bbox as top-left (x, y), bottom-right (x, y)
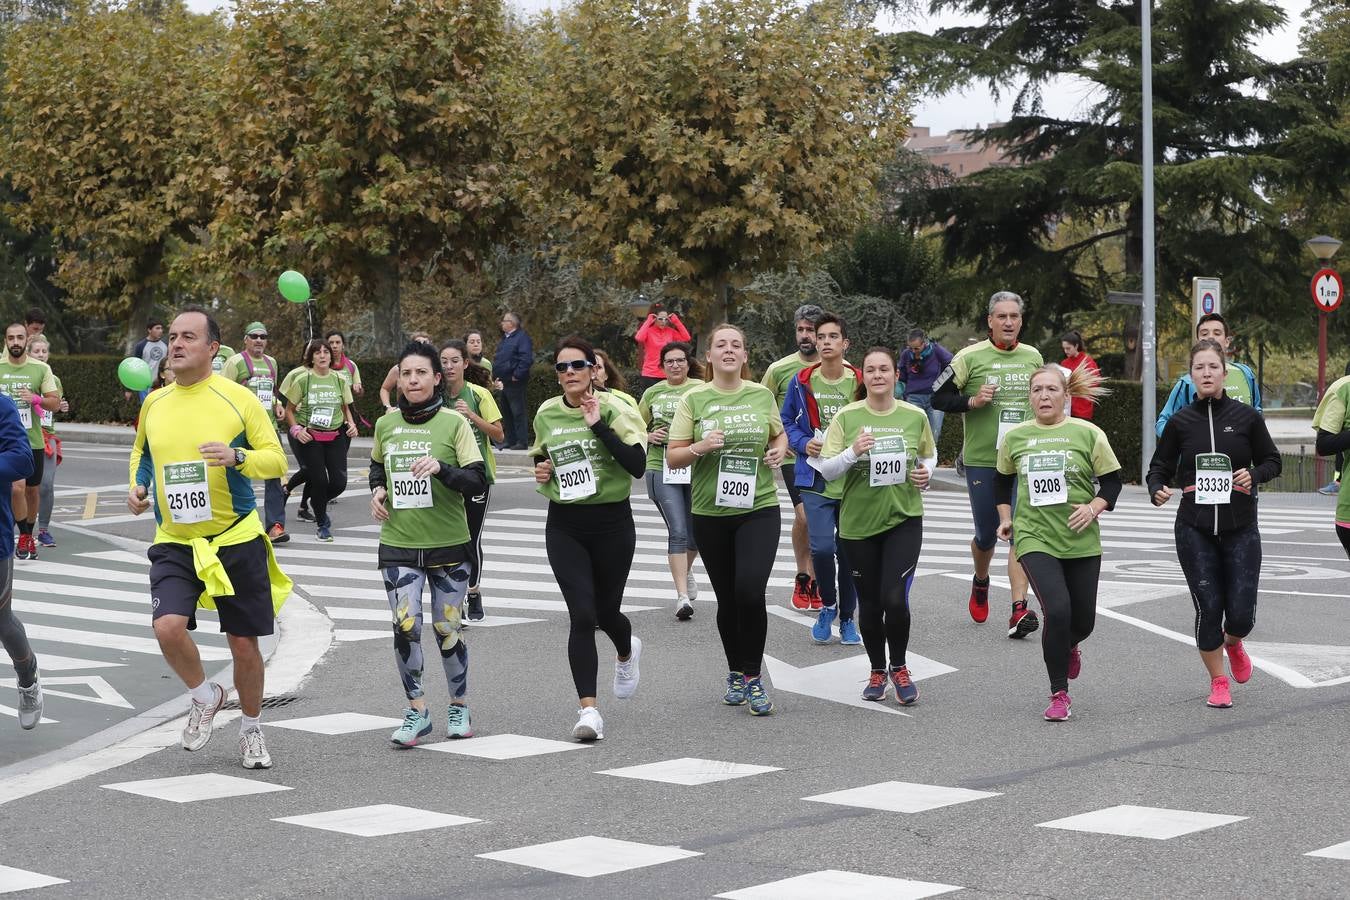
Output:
top-left (382, 563), bottom-right (470, 702)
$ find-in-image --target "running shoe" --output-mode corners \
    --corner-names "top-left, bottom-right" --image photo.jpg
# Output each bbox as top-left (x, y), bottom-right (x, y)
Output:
top-left (15, 533), bottom-right (35, 560)
top-left (790, 573), bottom-right (812, 611)
top-left (390, 707), bottom-right (433, 747)
top-left (968, 576), bottom-right (990, 623)
top-left (811, 605), bottom-right (838, 644)
top-left (316, 524), bottom-right (333, 543)
top-left (861, 670), bottom-right (887, 702)
top-left (1044, 690), bottom-right (1072, 722)
top-left (839, 618), bottom-right (862, 645)
top-left (723, 672), bottom-right (747, 705)
top-left (182, 682), bottom-right (227, 751)
top-left (808, 578), bottom-right (822, 611)
top-left (1067, 645), bottom-right (1082, 680)
top-left (17, 672), bottom-right (42, 730)
top-left (687, 571), bottom-right (699, 600)
top-left (36, 529), bottom-right (55, 549)
top-left (1008, 600), bottom-right (1039, 639)
top-left (239, 726), bottom-right (273, 769)
top-left (613, 636), bottom-right (641, 699)
top-left (891, 665), bottom-right (919, 706)
top-left (572, 706), bottom-right (604, 741)
top-left (745, 677), bottom-right (774, 715)
top-left (297, 504), bottom-right (315, 522)
top-left (466, 590), bottom-right (484, 622)
top-left (267, 523), bottom-right (290, 544)
top-left (1207, 675), bottom-right (1233, 708)
top-left (1225, 640), bottom-right (1252, 684)
top-left (675, 595), bottom-right (694, 621)
top-left (446, 703), bottom-right (473, 739)
top-left (1318, 481), bottom-right (1340, 495)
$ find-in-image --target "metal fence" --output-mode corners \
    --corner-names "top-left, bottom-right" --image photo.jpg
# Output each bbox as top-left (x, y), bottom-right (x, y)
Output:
top-left (1265, 446), bottom-right (1335, 493)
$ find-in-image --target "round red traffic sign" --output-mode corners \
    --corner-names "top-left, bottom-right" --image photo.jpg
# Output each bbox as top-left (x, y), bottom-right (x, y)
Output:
top-left (1312, 268), bottom-right (1343, 312)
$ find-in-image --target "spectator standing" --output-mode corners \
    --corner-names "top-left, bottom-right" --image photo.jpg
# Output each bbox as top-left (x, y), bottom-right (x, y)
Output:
top-left (1059, 331), bottom-right (1100, 420)
top-left (493, 312), bottom-right (534, 450)
top-left (634, 302), bottom-right (690, 393)
top-left (897, 329), bottom-right (953, 445)
top-left (127, 320), bottom-right (168, 403)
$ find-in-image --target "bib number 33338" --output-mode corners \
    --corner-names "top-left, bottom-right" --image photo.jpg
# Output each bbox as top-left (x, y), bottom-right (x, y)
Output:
top-left (1194, 453), bottom-right (1232, 505)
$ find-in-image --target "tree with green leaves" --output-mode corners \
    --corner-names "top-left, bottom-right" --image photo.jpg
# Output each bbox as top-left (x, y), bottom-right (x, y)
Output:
top-left (197, 0), bottom-right (514, 354)
top-left (0, 0), bottom-right (225, 345)
top-left (508, 0), bottom-right (905, 340)
top-left (891, 0), bottom-right (1350, 351)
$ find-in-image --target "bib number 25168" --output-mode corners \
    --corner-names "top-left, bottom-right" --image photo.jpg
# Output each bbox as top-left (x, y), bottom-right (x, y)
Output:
top-left (162, 460), bottom-right (212, 525)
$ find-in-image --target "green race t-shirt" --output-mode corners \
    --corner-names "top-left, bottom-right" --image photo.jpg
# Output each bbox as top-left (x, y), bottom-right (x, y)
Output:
top-left (821, 399), bottom-right (935, 540)
top-left (996, 417), bottom-right (1121, 561)
top-left (761, 352), bottom-right (814, 462)
top-left (223, 353), bottom-right (280, 422)
top-left (40, 374), bottom-right (62, 435)
top-left (211, 346), bottom-right (235, 373)
top-left (372, 408), bottom-right (482, 549)
top-left (804, 367), bottom-right (858, 499)
top-left (1312, 374), bottom-right (1350, 526)
top-left (528, 393), bottom-right (648, 504)
top-left (449, 382), bottom-right (501, 484)
top-left (669, 380), bottom-right (784, 517)
top-left (639, 379), bottom-right (702, 472)
top-left (283, 370), bottom-right (353, 431)
top-left (942, 339), bottom-right (1043, 468)
top-left (0, 358), bottom-right (57, 449)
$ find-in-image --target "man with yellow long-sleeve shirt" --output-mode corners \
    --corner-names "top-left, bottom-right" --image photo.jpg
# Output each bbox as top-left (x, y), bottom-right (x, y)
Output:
top-left (128, 307), bottom-right (291, 771)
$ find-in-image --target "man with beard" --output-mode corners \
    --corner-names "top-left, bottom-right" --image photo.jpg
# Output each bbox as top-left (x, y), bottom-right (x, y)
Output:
top-left (0, 324), bottom-right (59, 560)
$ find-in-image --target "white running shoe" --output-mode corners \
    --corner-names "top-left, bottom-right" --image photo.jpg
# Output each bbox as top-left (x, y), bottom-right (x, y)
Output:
top-left (675, 596), bottom-right (694, 621)
top-left (687, 572), bottom-right (699, 600)
top-left (572, 706), bottom-right (604, 742)
top-left (182, 683), bottom-right (227, 751)
top-left (17, 671), bottom-right (42, 730)
top-left (613, 636), bottom-right (642, 699)
top-left (240, 727), bottom-right (272, 769)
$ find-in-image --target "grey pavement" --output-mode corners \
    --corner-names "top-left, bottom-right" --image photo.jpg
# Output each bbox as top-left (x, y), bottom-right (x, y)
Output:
top-left (0, 442), bottom-right (1347, 899)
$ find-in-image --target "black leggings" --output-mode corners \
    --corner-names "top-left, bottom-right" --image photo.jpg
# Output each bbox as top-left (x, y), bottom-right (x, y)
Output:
top-left (1176, 519), bottom-right (1260, 652)
top-left (0, 558), bottom-right (36, 685)
top-left (545, 500), bottom-right (635, 699)
top-left (295, 437), bottom-right (347, 527)
top-left (693, 507), bottom-right (780, 678)
top-left (466, 486), bottom-right (491, 588)
top-left (1338, 524), bottom-right (1350, 560)
top-left (1019, 552), bottom-right (1100, 693)
top-left (840, 517), bottom-right (922, 671)
top-left (286, 434), bottom-right (310, 507)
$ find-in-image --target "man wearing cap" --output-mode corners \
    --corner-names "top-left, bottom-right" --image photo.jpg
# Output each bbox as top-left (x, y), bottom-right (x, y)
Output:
top-left (222, 323), bottom-right (288, 543)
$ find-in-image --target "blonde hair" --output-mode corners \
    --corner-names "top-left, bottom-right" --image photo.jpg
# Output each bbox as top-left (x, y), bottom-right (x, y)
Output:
top-left (705, 324), bottom-right (754, 380)
top-left (1030, 362), bottom-right (1109, 406)
top-left (27, 335), bottom-right (49, 349)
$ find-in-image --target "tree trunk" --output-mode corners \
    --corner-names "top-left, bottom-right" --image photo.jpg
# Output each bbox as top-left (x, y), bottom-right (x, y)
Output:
top-left (368, 255), bottom-right (402, 356)
top-left (124, 245), bottom-right (165, 353)
top-left (695, 279), bottom-right (733, 354)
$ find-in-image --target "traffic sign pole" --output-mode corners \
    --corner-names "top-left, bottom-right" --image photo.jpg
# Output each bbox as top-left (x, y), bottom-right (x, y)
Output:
top-left (1312, 268), bottom-right (1343, 398)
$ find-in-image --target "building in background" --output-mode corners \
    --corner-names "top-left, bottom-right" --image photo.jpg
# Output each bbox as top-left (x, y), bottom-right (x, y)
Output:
top-left (905, 125), bottom-right (1017, 178)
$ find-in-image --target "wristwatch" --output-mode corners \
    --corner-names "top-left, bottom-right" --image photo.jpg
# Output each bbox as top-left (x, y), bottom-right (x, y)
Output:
top-left (234, 448), bottom-right (246, 467)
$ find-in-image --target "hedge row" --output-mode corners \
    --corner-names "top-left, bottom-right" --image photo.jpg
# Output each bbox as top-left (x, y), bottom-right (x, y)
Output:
top-left (53, 357), bottom-right (1164, 481)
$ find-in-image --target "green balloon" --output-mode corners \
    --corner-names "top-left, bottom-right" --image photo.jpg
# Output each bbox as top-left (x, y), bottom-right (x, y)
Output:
top-left (118, 357), bottom-right (153, 392)
top-left (278, 270), bottom-right (311, 303)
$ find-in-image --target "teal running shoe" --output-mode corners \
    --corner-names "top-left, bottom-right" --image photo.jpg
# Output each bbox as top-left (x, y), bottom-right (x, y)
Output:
top-left (446, 703), bottom-right (473, 739)
top-left (746, 677), bottom-right (774, 716)
top-left (722, 671), bottom-right (747, 706)
top-left (390, 707), bottom-right (432, 747)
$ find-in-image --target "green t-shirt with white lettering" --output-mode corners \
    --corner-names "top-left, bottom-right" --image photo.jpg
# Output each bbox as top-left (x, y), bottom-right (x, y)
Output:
top-left (943, 339), bottom-right (1044, 468)
top-left (638, 379), bottom-right (702, 472)
top-left (669, 381), bottom-right (784, 517)
top-left (372, 408), bottom-right (482, 549)
top-left (282, 370), bottom-right (353, 431)
top-left (821, 399), bottom-right (935, 540)
top-left (0, 358), bottom-right (57, 449)
top-left (223, 353), bottom-right (280, 427)
top-left (528, 393), bottom-right (648, 504)
top-left (996, 417), bottom-right (1120, 561)
top-left (211, 346), bottom-right (235, 374)
top-left (761, 352), bottom-right (814, 462)
top-left (449, 382), bottom-right (502, 484)
top-left (1312, 374), bottom-right (1350, 526)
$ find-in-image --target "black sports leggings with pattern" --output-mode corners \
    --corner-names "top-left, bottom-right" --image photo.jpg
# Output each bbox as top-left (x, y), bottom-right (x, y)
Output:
top-left (1175, 520), bottom-right (1260, 653)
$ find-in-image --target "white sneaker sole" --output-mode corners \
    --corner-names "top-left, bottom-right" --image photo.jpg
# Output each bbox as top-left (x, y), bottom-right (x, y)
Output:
top-left (182, 685), bottom-right (227, 752)
top-left (613, 636), bottom-right (642, 699)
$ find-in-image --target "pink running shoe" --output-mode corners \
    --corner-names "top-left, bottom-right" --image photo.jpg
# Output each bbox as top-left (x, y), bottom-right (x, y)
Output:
top-left (1067, 645), bottom-right (1082, 680)
top-left (1207, 675), bottom-right (1233, 708)
top-left (1225, 641), bottom-right (1252, 684)
top-left (1044, 690), bottom-right (1072, 722)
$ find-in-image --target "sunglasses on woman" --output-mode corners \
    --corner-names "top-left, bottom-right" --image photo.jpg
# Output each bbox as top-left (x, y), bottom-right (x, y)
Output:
top-left (554, 359), bottom-right (594, 373)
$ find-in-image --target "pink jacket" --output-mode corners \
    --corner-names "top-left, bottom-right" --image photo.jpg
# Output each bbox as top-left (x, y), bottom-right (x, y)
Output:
top-left (634, 314), bottom-right (691, 377)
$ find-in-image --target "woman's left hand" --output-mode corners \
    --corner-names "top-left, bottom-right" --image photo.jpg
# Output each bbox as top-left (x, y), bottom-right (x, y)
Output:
top-left (345, 421), bottom-right (358, 437)
top-left (1067, 503), bottom-right (1098, 533)
top-left (410, 456), bottom-right (441, 478)
top-left (763, 445), bottom-right (785, 469)
top-left (1233, 468), bottom-right (1253, 490)
top-left (581, 394), bottom-right (601, 426)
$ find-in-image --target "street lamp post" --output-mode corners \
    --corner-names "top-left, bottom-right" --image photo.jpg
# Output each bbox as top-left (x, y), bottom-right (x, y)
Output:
top-left (1306, 234), bottom-right (1343, 399)
top-left (1140, 0), bottom-right (1158, 484)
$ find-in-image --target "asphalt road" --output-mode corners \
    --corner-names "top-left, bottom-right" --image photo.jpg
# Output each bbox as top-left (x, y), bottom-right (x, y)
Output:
top-left (1, 441), bottom-right (1347, 899)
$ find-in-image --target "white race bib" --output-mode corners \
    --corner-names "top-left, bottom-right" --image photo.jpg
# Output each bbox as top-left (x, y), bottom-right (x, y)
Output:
top-left (17, 405), bottom-right (31, 430)
top-left (868, 434), bottom-right (907, 487)
top-left (40, 407), bottom-right (53, 429)
top-left (309, 407), bottom-right (334, 429)
top-left (1026, 453), bottom-right (1069, 507)
top-left (996, 408), bottom-right (1026, 449)
top-left (162, 460), bottom-right (212, 524)
top-left (390, 467), bottom-right (433, 509)
top-left (552, 444), bottom-right (597, 501)
top-left (715, 456), bottom-right (757, 509)
top-left (1194, 453), bottom-right (1232, 505)
top-left (662, 449), bottom-right (691, 485)
top-left (253, 377), bottom-right (274, 406)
